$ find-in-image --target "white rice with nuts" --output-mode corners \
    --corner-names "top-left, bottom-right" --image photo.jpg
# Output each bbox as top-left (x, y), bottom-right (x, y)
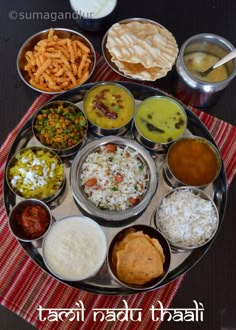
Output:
top-left (156, 189), bottom-right (218, 248)
top-left (80, 144), bottom-right (148, 211)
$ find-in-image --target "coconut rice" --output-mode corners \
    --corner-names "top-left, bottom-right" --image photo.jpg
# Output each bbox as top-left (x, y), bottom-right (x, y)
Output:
top-left (80, 144), bottom-right (148, 211)
top-left (156, 189), bottom-right (218, 248)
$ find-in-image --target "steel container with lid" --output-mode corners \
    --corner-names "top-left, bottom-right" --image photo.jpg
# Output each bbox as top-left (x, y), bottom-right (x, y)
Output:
top-left (173, 33), bottom-right (236, 107)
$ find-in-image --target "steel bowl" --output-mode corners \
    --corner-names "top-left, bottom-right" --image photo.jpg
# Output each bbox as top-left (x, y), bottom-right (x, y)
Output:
top-left (69, 0), bottom-right (117, 32)
top-left (154, 187), bottom-right (219, 251)
top-left (6, 146), bottom-right (65, 203)
top-left (173, 33), bottom-right (236, 107)
top-left (70, 136), bottom-right (158, 225)
top-left (164, 136), bottom-right (222, 188)
top-left (32, 100), bottom-right (88, 157)
top-left (133, 96), bottom-right (187, 152)
top-left (42, 215), bottom-right (107, 281)
top-left (83, 82), bottom-right (135, 136)
top-left (107, 224), bottom-right (171, 290)
top-left (8, 198), bottom-right (52, 242)
top-left (17, 28), bottom-right (96, 94)
top-left (102, 17), bottom-right (178, 80)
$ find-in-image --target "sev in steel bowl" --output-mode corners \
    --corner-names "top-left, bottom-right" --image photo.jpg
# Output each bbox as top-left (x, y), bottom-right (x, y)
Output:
top-left (17, 28), bottom-right (96, 94)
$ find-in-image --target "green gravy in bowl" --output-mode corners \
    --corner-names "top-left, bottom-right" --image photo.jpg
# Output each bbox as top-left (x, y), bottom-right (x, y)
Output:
top-left (135, 97), bottom-right (187, 144)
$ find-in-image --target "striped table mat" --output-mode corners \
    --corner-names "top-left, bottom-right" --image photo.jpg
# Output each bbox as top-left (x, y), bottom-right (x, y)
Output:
top-left (0, 54), bottom-right (235, 330)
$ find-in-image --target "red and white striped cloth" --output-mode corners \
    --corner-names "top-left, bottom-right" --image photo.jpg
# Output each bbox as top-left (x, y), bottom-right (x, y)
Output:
top-left (0, 54), bottom-right (235, 330)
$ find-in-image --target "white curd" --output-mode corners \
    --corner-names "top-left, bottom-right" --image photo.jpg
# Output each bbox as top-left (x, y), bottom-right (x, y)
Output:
top-left (70, 0), bottom-right (117, 19)
top-left (43, 216), bottom-right (107, 281)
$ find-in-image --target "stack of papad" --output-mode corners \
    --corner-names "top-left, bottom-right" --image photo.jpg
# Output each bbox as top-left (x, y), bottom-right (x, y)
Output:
top-left (112, 230), bottom-right (165, 285)
top-left (106, 21), bottom-right (178, 81)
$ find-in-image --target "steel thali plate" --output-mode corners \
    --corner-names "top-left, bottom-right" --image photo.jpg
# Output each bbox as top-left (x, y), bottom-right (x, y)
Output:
top-left (3, 82), bottom-right (227, 295)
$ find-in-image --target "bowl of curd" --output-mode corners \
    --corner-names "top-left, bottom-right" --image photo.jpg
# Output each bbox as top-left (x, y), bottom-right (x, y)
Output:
top-left (69, 0), bottom-right (117, 32)
top-left (42, 216), bottom-right (107, 281)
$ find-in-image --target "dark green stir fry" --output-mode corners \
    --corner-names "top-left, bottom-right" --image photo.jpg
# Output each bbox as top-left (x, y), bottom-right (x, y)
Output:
top-left (34, 104), bottom-right (87, 150)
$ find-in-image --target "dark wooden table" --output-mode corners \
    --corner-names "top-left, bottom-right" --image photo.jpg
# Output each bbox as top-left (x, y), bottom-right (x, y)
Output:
top-left (1, 1), bottom-right (235, 329)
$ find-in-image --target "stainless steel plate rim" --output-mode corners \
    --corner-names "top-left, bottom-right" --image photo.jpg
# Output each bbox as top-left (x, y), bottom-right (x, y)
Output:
top-left (3, 81), bottom-right (227, 295)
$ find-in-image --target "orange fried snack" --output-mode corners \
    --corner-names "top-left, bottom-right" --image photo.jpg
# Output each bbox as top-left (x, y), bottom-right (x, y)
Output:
top-left (112, 230), bottom-right (165, 285)
top-left (24, 28), bottom-right (92, 92)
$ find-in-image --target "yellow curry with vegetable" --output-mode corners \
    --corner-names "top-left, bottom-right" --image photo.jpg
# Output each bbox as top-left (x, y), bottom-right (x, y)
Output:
top-left (83, 84), bottom-right (135, 129)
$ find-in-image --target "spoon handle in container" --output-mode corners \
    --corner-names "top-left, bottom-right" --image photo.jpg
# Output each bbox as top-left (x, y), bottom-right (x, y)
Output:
top-left (213, 49), bottom-right (236, 69)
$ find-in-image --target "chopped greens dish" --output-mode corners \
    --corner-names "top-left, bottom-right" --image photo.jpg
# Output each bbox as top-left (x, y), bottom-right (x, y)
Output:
top-left (33, 103), bottom-right (87, 150)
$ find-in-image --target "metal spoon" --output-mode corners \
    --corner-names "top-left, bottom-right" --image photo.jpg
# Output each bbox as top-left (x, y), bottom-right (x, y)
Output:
top-left (197, 49), bottom-right (236, 77)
